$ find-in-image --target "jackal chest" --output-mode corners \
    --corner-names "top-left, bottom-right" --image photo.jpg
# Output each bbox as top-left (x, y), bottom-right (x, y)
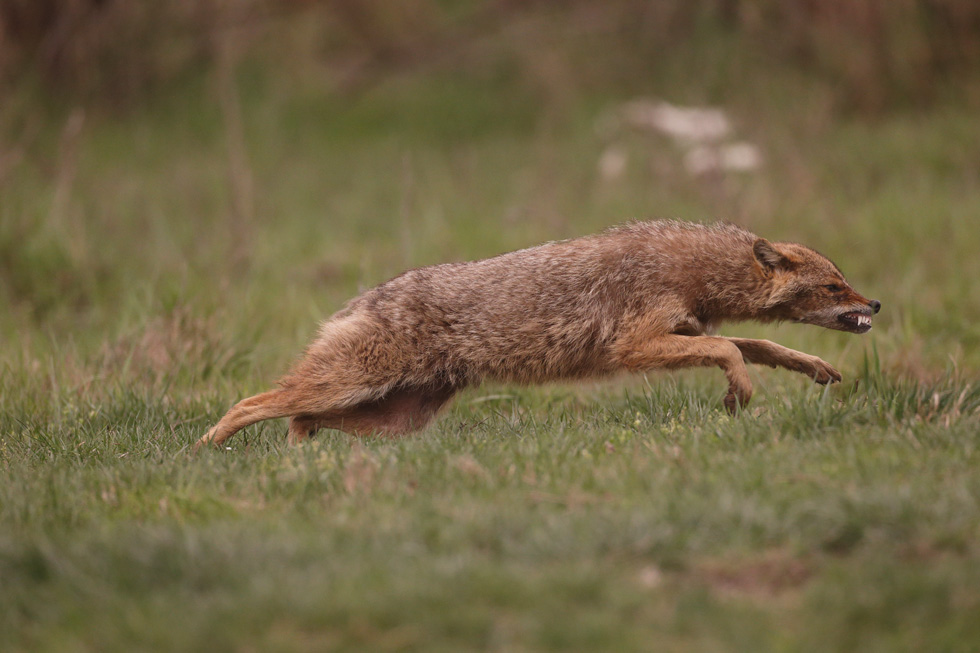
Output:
top-left (670, 314), bottom-right (717, 336)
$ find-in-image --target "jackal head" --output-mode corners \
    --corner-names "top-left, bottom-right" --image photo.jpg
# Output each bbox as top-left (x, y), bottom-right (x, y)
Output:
top-left (753, 239), bottom-right (880, 334)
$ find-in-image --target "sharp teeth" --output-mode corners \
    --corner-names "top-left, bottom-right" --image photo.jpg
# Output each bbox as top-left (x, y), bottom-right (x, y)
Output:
top-left (857, 315), bottom-right (871, 327)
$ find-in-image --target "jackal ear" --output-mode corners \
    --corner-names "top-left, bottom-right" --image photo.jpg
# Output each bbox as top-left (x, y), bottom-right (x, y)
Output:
top-left (753, 239), bottom-right (792, 273)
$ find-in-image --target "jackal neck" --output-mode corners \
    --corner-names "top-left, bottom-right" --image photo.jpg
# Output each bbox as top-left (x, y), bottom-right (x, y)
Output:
top-left (636, 224), bottom-right (772, 324)
top-left (695, 252), bottom-right (773, 323)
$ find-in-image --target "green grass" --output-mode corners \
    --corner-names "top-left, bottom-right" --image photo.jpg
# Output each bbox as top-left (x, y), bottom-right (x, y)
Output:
top-left (3, 373), bottom-right (980, 651)
top-left (3, 33), bottom-right (980, 651)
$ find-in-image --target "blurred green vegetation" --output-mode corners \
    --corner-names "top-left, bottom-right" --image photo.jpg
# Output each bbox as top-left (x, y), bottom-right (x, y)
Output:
top-left (4, 0), bottom-right (980, 113)
top-left (2, 2), bottom-right (980, 650)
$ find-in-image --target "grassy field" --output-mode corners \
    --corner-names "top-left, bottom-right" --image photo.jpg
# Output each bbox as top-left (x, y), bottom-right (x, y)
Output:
top-left (3, 32), bottom-right (980, 651)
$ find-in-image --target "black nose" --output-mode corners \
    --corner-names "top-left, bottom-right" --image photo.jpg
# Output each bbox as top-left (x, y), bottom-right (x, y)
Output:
top-left (869, 299), bottom-right (881, 314)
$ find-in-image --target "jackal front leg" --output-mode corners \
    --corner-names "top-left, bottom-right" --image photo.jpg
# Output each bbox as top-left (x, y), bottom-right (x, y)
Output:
top-left (615, 334), bottom-right (752, 414)
top-left (725, 338), bottom-right (841, 384)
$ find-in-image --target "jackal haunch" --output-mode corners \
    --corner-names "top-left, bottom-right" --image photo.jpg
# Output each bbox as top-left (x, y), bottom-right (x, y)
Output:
top-left (197, 220), bottom-right (880, 449)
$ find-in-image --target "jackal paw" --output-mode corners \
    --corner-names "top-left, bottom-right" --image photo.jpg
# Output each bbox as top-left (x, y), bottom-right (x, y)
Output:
top-left (192, 426), bottom-right (218, 453)
top-left (800, 357), bottom-right (842, 385)
top-left (723, 389), bottom-right (751, 415)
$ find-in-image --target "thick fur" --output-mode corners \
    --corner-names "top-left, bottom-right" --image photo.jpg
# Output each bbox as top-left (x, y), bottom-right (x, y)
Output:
top-left (196, 220), bottom-right (879, 450)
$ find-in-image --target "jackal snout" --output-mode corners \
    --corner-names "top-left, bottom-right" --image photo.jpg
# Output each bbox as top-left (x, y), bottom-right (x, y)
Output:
top-left (794, 285), bottom-right (880, 334)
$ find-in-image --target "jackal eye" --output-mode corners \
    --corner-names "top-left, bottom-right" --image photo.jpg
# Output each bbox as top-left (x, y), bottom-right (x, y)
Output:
top-left (824, 284), bottom-right (844, 293)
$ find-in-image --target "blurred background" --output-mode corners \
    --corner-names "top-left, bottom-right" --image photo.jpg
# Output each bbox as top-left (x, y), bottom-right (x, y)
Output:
top-left (2, 0), bottom-right (980, 390)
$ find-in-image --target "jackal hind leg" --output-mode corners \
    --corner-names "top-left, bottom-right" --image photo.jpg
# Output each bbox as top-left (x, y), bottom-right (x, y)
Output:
top-left (196, 382), bottom-right (381, 451)
top-left (287, 414), bottom-right (320, 445)
top-left (195, 389), bottom-right (300, 451)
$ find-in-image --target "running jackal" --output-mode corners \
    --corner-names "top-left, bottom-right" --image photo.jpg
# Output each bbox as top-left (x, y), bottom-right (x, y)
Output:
top-left (197, 220), bottom-right (880, 449)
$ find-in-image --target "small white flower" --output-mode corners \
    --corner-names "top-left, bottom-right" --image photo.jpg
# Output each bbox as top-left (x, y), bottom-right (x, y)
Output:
top-left (597, 146), bottom-right (628, 180)
top-left (623, 100), bottom-right (731, 143)
top-left (684, 142), bottom-right (762, 175)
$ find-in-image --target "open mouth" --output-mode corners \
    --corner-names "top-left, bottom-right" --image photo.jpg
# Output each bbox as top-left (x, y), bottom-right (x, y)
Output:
top-left (838, 311), bottom-right (873, 333)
